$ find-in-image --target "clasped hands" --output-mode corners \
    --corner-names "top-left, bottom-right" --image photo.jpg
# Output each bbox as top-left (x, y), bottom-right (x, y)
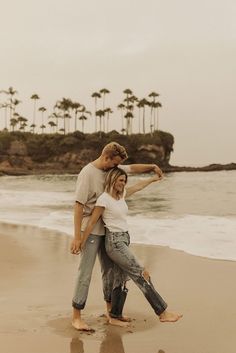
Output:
top-left (152, 164), bottom-right (163, 178)
top-left (70, 237), bottom-right (85, 255)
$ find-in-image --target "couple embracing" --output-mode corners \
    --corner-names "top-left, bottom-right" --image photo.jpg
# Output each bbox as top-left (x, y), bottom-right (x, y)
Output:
top-left (70, 142), bottom-right (182, 331)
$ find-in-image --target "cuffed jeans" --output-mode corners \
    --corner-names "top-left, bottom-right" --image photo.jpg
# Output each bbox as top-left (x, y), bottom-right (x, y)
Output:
top-left (72, 234), bottom-right (114, 310)
top-left (105, 230), bottom-right (168, 316)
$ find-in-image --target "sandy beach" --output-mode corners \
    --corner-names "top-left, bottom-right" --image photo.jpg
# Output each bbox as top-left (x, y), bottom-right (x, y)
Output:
top-left (0, 222), bottom-right (236, 353)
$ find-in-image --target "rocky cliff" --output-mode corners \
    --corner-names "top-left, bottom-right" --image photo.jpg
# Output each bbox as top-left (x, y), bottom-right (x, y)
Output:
top-left (1, 131), bottom-right (235, 176)
top-left (0, 131), bottom-right (174, 175)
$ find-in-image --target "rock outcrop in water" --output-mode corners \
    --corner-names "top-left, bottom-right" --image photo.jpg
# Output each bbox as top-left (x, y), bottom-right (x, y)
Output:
top-left (0, 130), bottom-right (235, 175)
top-left (0, 130), bottom-right (174, 175)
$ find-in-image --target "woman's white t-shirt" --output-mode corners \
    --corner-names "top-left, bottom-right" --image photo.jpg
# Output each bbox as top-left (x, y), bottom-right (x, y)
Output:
top-left (95, 192), bottom-right (128, 232)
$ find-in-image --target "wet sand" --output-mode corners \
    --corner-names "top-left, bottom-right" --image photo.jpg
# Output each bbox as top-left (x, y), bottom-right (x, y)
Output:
top-left (0, 222), bottom-right (236, 353)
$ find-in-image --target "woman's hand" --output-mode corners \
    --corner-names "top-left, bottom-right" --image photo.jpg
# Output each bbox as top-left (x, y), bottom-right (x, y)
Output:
top-left (152, 164), bottom-right (163, 178)
top-left (151, 174), bottom-right (163, 182)
top-left (70, 238), bottom-right (82, 255)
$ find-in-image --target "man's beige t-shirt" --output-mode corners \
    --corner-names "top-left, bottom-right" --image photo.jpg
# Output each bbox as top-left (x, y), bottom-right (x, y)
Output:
top-left (75, 163), bottom-right (131, 235)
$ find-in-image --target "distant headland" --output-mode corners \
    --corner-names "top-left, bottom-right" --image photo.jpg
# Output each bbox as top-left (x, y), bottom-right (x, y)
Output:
top-left (0, 131), bottom-right (235, 176)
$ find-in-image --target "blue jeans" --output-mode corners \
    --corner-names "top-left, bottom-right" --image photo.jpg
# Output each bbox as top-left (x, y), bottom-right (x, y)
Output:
top-left (72, 234), bottom-right (114, 310)
top-left (105, 230), bottom-right (168, 317)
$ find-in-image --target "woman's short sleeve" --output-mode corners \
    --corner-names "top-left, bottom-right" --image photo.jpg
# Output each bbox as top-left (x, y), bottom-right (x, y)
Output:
top-left (95, 193), bottom-right (108, 208)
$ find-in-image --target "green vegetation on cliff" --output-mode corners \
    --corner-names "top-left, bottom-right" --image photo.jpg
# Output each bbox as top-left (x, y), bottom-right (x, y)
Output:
top-left (0, 130), bottom-right (174, 174)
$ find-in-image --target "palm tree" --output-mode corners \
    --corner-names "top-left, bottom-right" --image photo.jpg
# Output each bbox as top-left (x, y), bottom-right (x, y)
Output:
top-left (148, 92), bottom-right (159, 130)
top-left (100, 89), bottom-right (110, 131)
top-left (38, 107), bottom-right (47, 133)
top-left (100, 88), bottom-right (110, 109)
top-left (0, 87), bottom-right (17, 129)
top-left (91, 92), bottom-right (101, 132)
top-left (96, 109), bottom-right (105, 137)
top-left (52, 104), bottom-right (63, 133)
top-left (148, 92), bottom-right (159, 101)
top-left (79, 114), bottom-right (87, 133)
top-left (56, 98), bottom-right (72, 134)
top-left (139, 98), bottom-right (149, 134)
top-left (40, 124), bottom-right (46, 134)
top-left (19, 122), bottom-right (27, 132)
top-left (154, 101), bottom-right (162, 131)
top-left (123, 89), bottom-right (134, 135)
top-left (123, 88), bottom-right (133, 96)
top-left (63, 112), bottom-right (72, 134)
top-left (12, 99), bottom-right (21, 116)
top-left (6, 87), bottom-right (18, 121)
top-left (48, 112), bottom-right (62, 133)
top-left (149, 101), bottom-right (155, 135)
top-left (48, 120), bottom-right (57, 133)
top-left (117, 103), bottom-right (125, 133)
top-left (30, 124), bottom-right (36, 133)
top-left (10, 117), bottom-right (18, 132)
top-left (137, 100), bottom-right (143, 133)
top-left (127, 105), bottom-right (134, 135)
top-left (71, 101), bottom-right (81, 132)
top-left (30, 94), bottom-right (40, 130)
top-left (18, 116), bottom-right (28, 131)
top-left (124, 111), bottom-right (133, 134)
top-left (0, 103), bottom-right (10, 130)
top-left (81, 109), bottom-right (91, 133)
top-left (104, 108), bottom-right (113, 132)
top-left (59, 128), bottom-right (65, 134)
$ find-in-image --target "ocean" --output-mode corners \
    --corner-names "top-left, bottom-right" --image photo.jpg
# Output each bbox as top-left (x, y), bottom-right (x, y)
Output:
top-left (0, 171), bottom-right (235, 261)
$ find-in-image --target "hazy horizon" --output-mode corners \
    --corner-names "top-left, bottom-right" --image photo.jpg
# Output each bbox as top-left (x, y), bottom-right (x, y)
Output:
top-left (0, 0), bottom-right (235, 167)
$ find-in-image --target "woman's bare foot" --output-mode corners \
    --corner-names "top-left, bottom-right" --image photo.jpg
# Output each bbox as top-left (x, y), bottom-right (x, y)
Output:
top-left (159, 310), bottom-right (183, 323)
top-left (109, 317), bottom-right (130, 327)
top-left (104, 312), bottom-right (132, 323)
top-left (72, 319), bottom-right (94, 332)
top-left (118, 315), bottom-right (132, 322)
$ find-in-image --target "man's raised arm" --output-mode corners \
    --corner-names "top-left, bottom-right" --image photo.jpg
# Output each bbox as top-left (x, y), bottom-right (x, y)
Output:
top-left (128, 163), bottom-right (163, 177)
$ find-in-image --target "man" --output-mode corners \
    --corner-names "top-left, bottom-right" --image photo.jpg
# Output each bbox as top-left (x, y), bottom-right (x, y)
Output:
top-left (70, 141), bottom-right (163, 331)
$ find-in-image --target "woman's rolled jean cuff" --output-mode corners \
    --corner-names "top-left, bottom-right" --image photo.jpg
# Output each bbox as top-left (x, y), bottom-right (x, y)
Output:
top-left (72, 300), bottom-right (86, 310)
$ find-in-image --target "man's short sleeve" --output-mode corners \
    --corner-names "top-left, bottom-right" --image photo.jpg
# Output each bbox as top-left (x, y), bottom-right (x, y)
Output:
top-left (75, 170), bottom-right (90, 205)
top-left (95, 193), bottom-right (107, 208)
top-left (119, 164), bottom-right (131, 173)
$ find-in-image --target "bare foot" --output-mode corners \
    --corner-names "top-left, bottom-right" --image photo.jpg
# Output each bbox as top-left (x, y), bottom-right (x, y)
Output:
top-left (159, 311), bottom-right (183, 323)
top-left (103, 312), bottom-right (132, 323)
top-left (72, 319), bottom-right (94, 332)
top-left (109, 318), bottom-right (130, 327)
top-left (118, 315), bottom-right (132, 322)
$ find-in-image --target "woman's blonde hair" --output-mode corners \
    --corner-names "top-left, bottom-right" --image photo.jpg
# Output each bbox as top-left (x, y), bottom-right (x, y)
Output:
top-left (104, 167), bottom-right (128, 196)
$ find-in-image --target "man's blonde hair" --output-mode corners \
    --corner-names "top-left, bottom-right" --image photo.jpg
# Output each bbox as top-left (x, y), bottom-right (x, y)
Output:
top-left (104, 167), bottom-right (128, 196)
top-left (102, 142), bottom-right (128, 160)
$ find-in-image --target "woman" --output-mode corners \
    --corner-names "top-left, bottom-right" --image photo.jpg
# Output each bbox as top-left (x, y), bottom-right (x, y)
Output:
top-left (81, 167), bottom-right (182, 326)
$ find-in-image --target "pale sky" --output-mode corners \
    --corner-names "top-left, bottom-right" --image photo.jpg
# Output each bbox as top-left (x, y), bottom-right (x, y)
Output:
top-left (0, 0), bottom-right (235, 166)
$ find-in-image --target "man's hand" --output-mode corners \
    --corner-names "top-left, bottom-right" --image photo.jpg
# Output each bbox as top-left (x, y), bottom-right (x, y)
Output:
top-left (153, 164), bottom-right (163, 177)
top-left (70, 238), bottom-right (82, 255)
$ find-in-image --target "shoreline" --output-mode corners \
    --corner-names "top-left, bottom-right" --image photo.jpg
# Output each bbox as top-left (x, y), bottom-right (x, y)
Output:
top-left (1, 222), bottom-right (236, 353)
top-left (1, 220), bottom-right (235, 264)
top-left (0, 162), bottom-right (236, 176)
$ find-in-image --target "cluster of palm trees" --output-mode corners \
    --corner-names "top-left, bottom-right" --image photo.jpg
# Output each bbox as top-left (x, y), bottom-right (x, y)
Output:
top-left (0, 87), bottom-right (162, 135)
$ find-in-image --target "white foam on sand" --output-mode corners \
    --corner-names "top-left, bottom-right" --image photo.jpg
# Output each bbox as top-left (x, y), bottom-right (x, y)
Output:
top-left (127, 214), bottom-right (236, 261)
top-left (1, 198), bottom-right (235, 261)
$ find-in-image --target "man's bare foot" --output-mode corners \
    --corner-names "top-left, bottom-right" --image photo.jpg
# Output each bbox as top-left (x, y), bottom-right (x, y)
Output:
top-left (72, 319), bottom-right (94, 332)
top-left (159, 311), bottom-right (183, 323)
top-left (109, 318), bottom-right (130, 327)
